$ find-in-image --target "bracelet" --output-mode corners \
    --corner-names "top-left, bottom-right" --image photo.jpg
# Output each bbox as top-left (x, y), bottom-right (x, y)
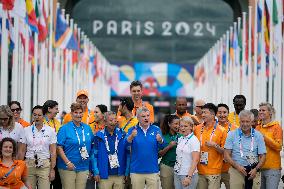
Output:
top-left (66, 161), bottom-right (71, 165)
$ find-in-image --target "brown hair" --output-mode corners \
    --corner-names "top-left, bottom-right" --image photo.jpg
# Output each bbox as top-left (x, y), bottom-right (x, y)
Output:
top-left (70, 103), bottom-right (84, 112)
top-left (0, 137), bottom-right (17, 159)
top-left (0, 105), bottom-right (15, 130)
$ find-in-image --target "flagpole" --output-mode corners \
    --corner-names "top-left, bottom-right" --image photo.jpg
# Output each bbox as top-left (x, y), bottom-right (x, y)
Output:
top-left (11, 12), bottom-right (19, 101)
top-left (49, 0), bottom-right (54, 100)
top-left (248, 6), bottom-right (252, 109)
top-left (241, 12), bottom-right (246, 95)
top-left (33, 32), bottom-right (39, 107)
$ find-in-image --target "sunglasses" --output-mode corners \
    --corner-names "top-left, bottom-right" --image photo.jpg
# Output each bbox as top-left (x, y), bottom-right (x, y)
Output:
top-left (11, 108), bottom-right (21, 112)
top-left (195, 106), bottom-right (203, 108)
top-left (34, 154), bottom-right (39, 166)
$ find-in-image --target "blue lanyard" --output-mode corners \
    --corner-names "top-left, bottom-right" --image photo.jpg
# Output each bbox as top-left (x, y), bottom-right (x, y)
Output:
top-left (0, 165), bottom-right (16, 180)
top-left (238, 128), bottom-right (255, 157)
top-left (227, 123), bottom-right (232, 133)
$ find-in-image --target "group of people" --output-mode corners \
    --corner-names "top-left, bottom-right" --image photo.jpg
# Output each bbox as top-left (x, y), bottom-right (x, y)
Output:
top-left (0, 80), bottom-right (283, 189)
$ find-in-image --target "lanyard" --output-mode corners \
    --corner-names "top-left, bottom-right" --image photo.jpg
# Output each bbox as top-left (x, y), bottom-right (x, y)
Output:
top-left (0, 165), bottom-right (16, 180)
top-left (180, 133), bottom-right (194, 152)
top-left (72, 122), bottom-right (86, 147)
top-left (104, 130), bottom-right (119, 154)
top-left (86, 109), bottom-right (90, 125)
top-left (238, 128), bottom-right (255, 157)
top-left (45, 117), bottom-right (56, 132)
top-left (200, 120), bottom-right (218, 146)
top-left (122, 118), bottom-right (133, 131)
top-left (227, 123), bottom-right (232, 133)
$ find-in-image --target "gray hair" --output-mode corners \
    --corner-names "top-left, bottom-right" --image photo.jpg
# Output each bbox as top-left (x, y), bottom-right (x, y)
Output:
top-left (180, 116), bottom-right (194, 126)
top-left (259, 102), bottom-right (275, 120)
top-left (239, 110), bottom-right (254, 121)
top-left (104, 111), bottom-right (116, 121)
top-left (136, 107), bottom-right (150, 117)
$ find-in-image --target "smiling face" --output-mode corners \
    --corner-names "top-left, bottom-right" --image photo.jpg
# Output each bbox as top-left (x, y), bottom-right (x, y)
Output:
top-left (1, 141), bottom-right (13, 158)
top-left (202, 108), bottom-right (215, 124)
top-left (94, 107), bottom-right (104, 122)
top-left (169, 118), bottom-right (180, 133)
top-left (105, 114), bottom-right (118, 132)
top-left (76, 95), bottom-right (89, 109)
top-left (10, 103), bottom-right (21, 120)
top-left (32, 109), bottom-right (44, 126)
top-left (240, 115), bottom-right (253, 133)
top-left (217, 106), bottom-right (229, 124)
top-left (0, 112), bottom-right (9, 127)
top-left (258, 105), bottom-right (271, 121)
top-left (71, 108), bottom-right (83, 123)
top-left (48, 105), bottom-right (59, 118)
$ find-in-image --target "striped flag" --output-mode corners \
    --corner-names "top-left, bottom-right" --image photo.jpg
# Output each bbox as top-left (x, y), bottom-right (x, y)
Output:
top-left (26, 0), bottom-right (38, 33)
top-left (37, 0), bottom-right (48, 42)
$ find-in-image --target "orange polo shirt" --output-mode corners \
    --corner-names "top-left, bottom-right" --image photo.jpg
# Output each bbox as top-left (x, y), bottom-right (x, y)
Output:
top-left (63, 108), bottom-right (95, 132)
top-left (221, 122), bottom-right (238, 173)
top-left (228, 112), bottom-right (240, 127)
top-left (0, 160), bottom-right (28, 189)
top-left (194, 122), bottom-right (227, 175)
top-left (256, 121), bottom-right (283, 169)
top-left (174, 111), bottom-right (200, 125)
top-left (93, 122), bottom-right (105, 133)
top-left (17, 118), bottom-right (30, 128)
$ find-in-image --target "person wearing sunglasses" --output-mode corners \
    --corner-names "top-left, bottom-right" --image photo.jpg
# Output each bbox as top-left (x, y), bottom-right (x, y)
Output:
top-left (0, 137), bottom-right (31, 189)
top-left (193, 99), bottom-right (205, 124)
top-left (18, 105), bottom-right (57, 189)
top-left (8, 101), bottom-right (30, 128)
top-left (0, 105), bottom-right (24, 143)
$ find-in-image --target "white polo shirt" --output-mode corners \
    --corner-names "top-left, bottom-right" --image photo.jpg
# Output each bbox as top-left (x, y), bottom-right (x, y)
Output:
top-left (0, 122), bottom-right (24, 142)
top-left (174, 133), bottom-right (200, 175)
top-left (19, 124), bottom-right (57, 160)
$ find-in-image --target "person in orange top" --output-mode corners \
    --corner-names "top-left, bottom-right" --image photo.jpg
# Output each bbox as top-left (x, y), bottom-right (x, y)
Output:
top-left (43, 100), bottom-right (61, 133)
top-left (173, 97), bottom-right (200, 126)
top-left (194, 103), bottom-right (226, 189)
top-left (92, 104), bottom-right (107, 133)
top-left (256, 102), bottom-right (283, 189)
top-left (217, 103), bottom-right (238, 189)
top-left (193, 99), bottom-right (205, 124)
top-left (0, 137), bottom-right (31, 189)
top-left (63, 90), bottom-right (95, 131)
top-left (8, 101), bottom-right (30, 127)
top-left (228, 95), bottom-right (246, 127)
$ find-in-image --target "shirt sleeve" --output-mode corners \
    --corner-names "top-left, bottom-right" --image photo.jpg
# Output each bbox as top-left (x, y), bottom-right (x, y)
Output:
top-left (220, 129), bottom-right (227, 148)
top-left (57, 126), bottom-right (66, 147)
top-left (257, 133), bottom-right (267, 155)
top-left (50, 129), bottom-right (57, 144)
top-left (224, 132), bottom-right (234, 150)
top-left (191, 136), bottom-right (200, 152)
top-left (22, 162), bottom-right (28, 178)
top-left (263, 125), bottom-right (283, 151)
top-left (19, 129), bottom-right (27, 144)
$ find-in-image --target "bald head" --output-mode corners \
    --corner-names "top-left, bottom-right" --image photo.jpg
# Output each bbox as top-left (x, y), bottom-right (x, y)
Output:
top-left (175, 97), bottom-right (188, 115)
top-left (194, 99), bottom-right (205, 116)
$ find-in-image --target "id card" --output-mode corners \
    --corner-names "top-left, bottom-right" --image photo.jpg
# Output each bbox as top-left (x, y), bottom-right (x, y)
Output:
top-left (108, 153), bottom-right (120, 169)
top-left (200, 151), bottom-right (208, 165)
top-left (246, 153), bottom-right (258, 166)
top-left (80, 146), bottom-right (89, 160)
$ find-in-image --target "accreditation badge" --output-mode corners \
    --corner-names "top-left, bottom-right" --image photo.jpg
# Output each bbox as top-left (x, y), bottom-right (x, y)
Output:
top-left (200, 151), bottom-right (209, 165)
top-left (246, 152), bottom-right (258, 166)
top-left (108, 153), bottom-right (120, 169)
top-left (80, 146), bottom-right (89, 160)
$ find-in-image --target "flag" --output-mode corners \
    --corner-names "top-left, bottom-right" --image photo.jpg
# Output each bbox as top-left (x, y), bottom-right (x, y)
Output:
top-left (229, 30), bottom-right (234, 64)
top-left (54, 8), bottom-right (79, 50)
top-left (2, 0), bottom-right (15, 10)
top-left (264, 0), bottom-right (270, 77)
top-left (6, 18), bottom-right (15, 50)
top-left (26, 0), bottom-right (38, 33)
top-left (92, 52), bottom-right (98, 82)
top-left (37, 0), bottom-right (48, 42)
top-left (272, 0), bottom-right (278, 25)
top-left (257, 2), bottom-right (262, 74)
top-left (222, 38), bottom-right (226, 74)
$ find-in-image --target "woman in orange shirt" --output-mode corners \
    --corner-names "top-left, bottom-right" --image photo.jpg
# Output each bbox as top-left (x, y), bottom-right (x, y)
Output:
top-left (8, 101), bottom-right (30, 127)
top-left (256, 102), bottom-right (283, 189)
top-left (91, 104), bottom-right (107, 133)
top-left (0, 137), bottom-right (31, 189)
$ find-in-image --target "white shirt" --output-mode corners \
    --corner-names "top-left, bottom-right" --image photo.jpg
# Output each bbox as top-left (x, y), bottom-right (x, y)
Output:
top-left (174, 134), bottom-right (200, 175)
top-left (19, 124), bottom-right (57, 159)
top-left (0, 122), bottom-right (24, 142)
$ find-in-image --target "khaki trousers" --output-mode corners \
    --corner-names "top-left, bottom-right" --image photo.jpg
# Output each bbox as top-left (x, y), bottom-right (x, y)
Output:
top-left (229, 167), bottom-right (261, 189)
top-left (221, 172), bottom-right (230, 189)
top-left (99, 175), bottom-right (124, 189)
top-left (26, 159), bottom-right (51, 189)
top-left (197, 174), bottom-right (221, 189)
top-left (59, 169), bottom-right (89, 189)
top-left (159, 163), bottom-right (174, 189)
top-left (130, 173), bottom-right (159, 189)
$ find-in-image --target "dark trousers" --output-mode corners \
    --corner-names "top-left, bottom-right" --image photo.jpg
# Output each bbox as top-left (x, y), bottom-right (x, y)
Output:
top-left (244, 165), bottom-right (257, 189)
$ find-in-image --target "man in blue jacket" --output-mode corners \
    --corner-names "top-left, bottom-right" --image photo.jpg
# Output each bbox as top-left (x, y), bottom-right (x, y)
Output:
top-left (126, 107), bottom-right (164, 189)
top-left (92, 111), bottom-right (128, 189)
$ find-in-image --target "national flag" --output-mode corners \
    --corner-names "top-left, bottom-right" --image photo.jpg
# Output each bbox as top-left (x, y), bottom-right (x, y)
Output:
top-left (257, 2), bottom-right (262, 74)
top-left (229, 30), bottom-right (234, 64)
top-left (6, 17), bottom-right (15, 50)
top-left (264, 0), bottom-right (270, 77)
top-left (37, 0), bottom-right (48, 42)
top-left (272, 0), bottom-right (278, 25)
top-left (2, 0), bottom-right (15, 10)
top-left (54, 8), bottom-right (79, 50)
top-left (222, 38), bottom-right (226, 74)
top-left (92, 51), bottom-right (98, 82)
top-left (26, 0), bottom-right (38, 33)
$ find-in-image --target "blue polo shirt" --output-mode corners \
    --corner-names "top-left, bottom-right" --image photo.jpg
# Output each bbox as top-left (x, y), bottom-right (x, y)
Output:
top-left (105, 129), bottom-right (119, 175)
top-left (126, 124), bottom-right (165, 174)
top-left (57, 122), bottom-right (94, 171)
top-left (224, 128), bottom-right (266, 166)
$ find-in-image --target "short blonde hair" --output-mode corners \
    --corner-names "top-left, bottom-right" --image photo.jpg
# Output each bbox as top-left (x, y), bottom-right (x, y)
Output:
top-left (259, 102), bottom-right (275, 120)
top-left (180, 116), bottom-right (194, 126)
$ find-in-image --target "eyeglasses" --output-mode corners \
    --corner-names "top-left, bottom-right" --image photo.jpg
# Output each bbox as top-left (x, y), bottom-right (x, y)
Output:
top-left (195, 106), bottom-right (203, 108)
top-left (0, 118), bottom-right (9, 121)
top-left (11, 108), bottom-right (21, 112)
